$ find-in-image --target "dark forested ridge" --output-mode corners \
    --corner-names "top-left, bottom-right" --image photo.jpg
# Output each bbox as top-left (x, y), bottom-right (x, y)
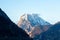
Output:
top-left (33, 22), bottom-right (60, 40)
top-left (0, 8), bottom-right (33, 40)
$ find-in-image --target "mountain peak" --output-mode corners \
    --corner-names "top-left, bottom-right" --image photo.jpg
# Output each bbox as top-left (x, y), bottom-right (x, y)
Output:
top-left (17, 13), bottom-right (51, 38)
top-left (20, 14), bottom-right (51, 26)
top-left (55, 21), bottom-right (60, 24)
top-left (20, 14), bottom-right (39, 20)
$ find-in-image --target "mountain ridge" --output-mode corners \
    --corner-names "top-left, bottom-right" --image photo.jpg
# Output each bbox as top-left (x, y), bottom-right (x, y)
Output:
top-left (0, 8), bottom-right (32, 40)
top-left (17, 14), bottom-right (51, 38)
top-left (33, 22), bottom-right (60, 40)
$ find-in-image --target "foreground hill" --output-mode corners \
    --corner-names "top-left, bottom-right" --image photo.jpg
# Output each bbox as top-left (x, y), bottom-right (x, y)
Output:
top-left (0, 8), bottom-right (33, 40)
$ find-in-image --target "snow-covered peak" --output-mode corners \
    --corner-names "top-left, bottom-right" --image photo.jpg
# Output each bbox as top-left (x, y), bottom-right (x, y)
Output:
top-left (20, 14), bottom-right (51, 26)
top-left (17, 14), bottom-right (51, 37)
top-left (20, 14), bottom-right (27, 20)
top-left (21, 14), bottom-right (39, 20)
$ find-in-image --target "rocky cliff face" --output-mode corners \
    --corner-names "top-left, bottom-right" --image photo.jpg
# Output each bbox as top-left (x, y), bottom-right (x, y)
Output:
top-left (17, 14), bottom-right (51, 38)
top-left (0, 8), bottom-right (33, 40)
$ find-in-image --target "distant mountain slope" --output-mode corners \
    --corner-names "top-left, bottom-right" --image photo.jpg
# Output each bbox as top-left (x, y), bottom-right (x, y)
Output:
top-left (34, 22), bottom-right (60, 40)
top-left (0, 8), bottom-right (32, 40)
top-left (18, 14), bottom-right (50, 26)
top-left (17, 14), bottom-right (51, 38)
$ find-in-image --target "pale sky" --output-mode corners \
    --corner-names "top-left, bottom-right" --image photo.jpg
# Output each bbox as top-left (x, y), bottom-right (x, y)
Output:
top-left (0, 0), bottom-right (60, 24)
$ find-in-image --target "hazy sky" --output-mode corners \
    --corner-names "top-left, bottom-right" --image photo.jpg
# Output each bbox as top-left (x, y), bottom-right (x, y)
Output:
top-left (0, 0), bottom-right (60, 24)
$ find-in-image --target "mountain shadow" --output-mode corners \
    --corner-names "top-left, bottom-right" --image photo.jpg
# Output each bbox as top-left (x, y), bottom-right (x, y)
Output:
top-left (33, 22), bottom-right (60, 40)
top-left (0, 8), bottom-right (33, 40)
